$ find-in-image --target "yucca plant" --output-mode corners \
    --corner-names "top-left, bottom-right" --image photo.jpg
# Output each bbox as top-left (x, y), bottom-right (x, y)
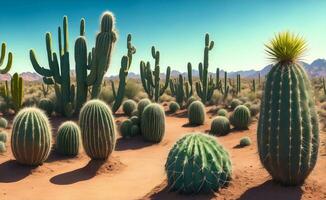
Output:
top-left (258, 31), bottom-right (319, 185)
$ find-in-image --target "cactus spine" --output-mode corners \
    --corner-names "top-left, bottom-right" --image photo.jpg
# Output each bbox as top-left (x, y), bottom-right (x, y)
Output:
top-left (140, 46), bottom-right (171, 102)
top-left (11, 107), bottom-right (52, 165)
top-left (258, 32), bottom-right (319, 185)
top-left (0, 43), bottom-right (13, 74)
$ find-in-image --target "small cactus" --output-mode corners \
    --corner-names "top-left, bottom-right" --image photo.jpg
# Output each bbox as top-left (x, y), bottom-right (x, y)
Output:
top-left (239, 137), bottom-right (251, 147)
top-left (210, 116), bottom-right (231, 136)
top-left (120, 119), bottom-right (134, 138)
top-left (130, 116), bottom-right (140, 125)
top-left (165, 133), bottom-right (232, 194)
top-left (131, 125), bottom-right (140, 136)
top-left (79, 100), bottom-right (116, 160)
top-left (231, 105), bottom-right (251, 130)
top-left (122, 99), bottom-right (137, 116)
top-left (0, 117), bottom-right (8, 128)
top-left (188, 101), bottom-right (206, 125)
top-left (141, 103), bottom-right (165, 143)
top-left (137, 98), bottom-right (151, 117)
top-left (186, 96), bottom-right (197, 108)
top-left (0, 141), bottom-right (6, 153)
top-left (230, 99), bottom-right (242, 110)
top-left (11, 107), bottom-right (52, 165)
top-left (56, 121), bottom-right (81, 156)
top-left (0, 131), bottom-right (7, 143)
top-left (38, 98), bottom-right (54, 116)
top-left (169, 101), bottom-right (180, 113)
top-left (217, 109), bottom-right (228, 117)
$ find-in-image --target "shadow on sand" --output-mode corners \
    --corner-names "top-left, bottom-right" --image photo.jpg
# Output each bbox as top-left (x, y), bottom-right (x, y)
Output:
top-left (0, 160), bottom-right (36, 183)
top-left (50, 160), bottom-right (104, 185)
top-left (237, 180), bottom-right (303, 200)
top-left (115, 136), bottom-right (153, 151)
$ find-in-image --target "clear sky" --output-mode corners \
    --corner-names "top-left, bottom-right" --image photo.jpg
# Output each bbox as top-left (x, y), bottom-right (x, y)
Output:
top-left (1, 0), bottom-right (326, 75)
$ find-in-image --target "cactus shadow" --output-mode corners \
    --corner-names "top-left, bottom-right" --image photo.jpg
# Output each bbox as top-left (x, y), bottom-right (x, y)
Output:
top-left (45, 149), bottom-right (78, 163)
top-left (238, 180), bottom-right (303, 200)
top-left (115, 136), bottom-right (153, 151)
top-left (171, 110), bottom-right (188, 118)
top-left (0, 160), bottom-right (35, 183)
top-left (50, 160), bottom-right (104, 185)
top-left (182, 123), bottom-right (201, 128)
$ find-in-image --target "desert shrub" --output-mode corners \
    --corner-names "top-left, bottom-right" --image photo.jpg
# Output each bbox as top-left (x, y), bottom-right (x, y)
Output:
top-left (99, 87), bottom-right (115, 105)
top-left (250, 104), bottom-right (260, 117)
top-left (159, 93), bottom-right (174, 103)
top-left (209, 91), bottom-right (223, 105)
top-left (38, 98), bottom-right (54, 116)
top-left (125, 80), bottom-right (142, 100)
top-left (244, 102), bottom-right (252, 109)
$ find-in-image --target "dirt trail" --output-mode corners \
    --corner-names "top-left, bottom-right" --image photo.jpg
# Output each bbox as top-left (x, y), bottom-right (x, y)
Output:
top-left (0, 107), bottom-right (325, 200)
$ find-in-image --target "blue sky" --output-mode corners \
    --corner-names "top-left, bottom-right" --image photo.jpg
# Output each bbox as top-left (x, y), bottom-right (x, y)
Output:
top-left (1, 0), bottom-right (326, 75)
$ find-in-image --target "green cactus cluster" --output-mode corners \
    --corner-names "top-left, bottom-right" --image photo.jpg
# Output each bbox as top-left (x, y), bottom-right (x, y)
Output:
top-left (120, 116), bottom-right (140, 139)
top-left (169, 101), bottom-right (180, 113)
top-left (38, 98), bottom-right (54, 116)
top-left (79, 99), bottom-right (116, 160)
top-left (140, 46), bottom-right (171, 102)
top-left (141, 103), bottom-right (165, 143)
top-left (230, 105), bottom-right (251, 129)
top-left (56, 121), bottom-right (81, 156)
top-left (188, 100), bottom-right (206, 125)
top-left (210, 116), bottom-right (231, 136)
top-left (0, 73), bottom-right (23, 113)
top-left (0, 117), bottom-right (8, 128)
top-left (165, 133), bottom-right (232, 194)
top-left (0, 42), bottom-right (13, 74)
top-left (122, 99), bottom-right (137, 117)
top-left (11, 107), bottom-right (52, 165)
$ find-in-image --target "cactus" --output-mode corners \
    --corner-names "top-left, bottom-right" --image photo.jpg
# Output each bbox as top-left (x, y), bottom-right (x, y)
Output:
top-left (210, 116), bottom-right (230, 136)
top-left (131, 125), bottom-right (140, 136)
top-left (0, 141), bottom-right (6, 153)
top-left (0, 131), bottom-right (7, 143)
top-left (186, 96), bottom-right (197, 108)
top-left (0, 117), bottom-right (8, 128)
top-left (120, 119), bottom-right (133, 138)
top-left (122, 99), bottom-right (137, 117)
top-left (195, 34), bottom-right (216, 104)
top-left (141, 103), bottom-right (165, 143)
top-left (236, 74), bottom-right (241, 95)
top-left (41, 83), bottom-right (50, 97)
top-left (217, 109), bottom-right (228, 117)
top-left (231, 105), bottom-right (251, 130)
top-left (130, 116), bottom-right (140, 126)
top-left (56, 121), bottom-right (80, 156)
top-left (0, 43), bottom-right (13, 74)
top-left (250, 79), bottom-right (256, 93)
top-left (165, 133), bottom-right (232, 194)
top-left (10, 73), bottom-right (23, 112)
top-left (322, 78), bottom-right (326, 95)
top-left (230, 99), bottom-right (242, 110)
top-left (258, 32), bottom-right (319, 185)
top-left (111, 34), bottom-right (136, 113)
top-left (239, 137), bottom-right (251, 147)
top-left (188, 101), bottom-right (206, 125)
top-left (220, 71), bottom-right (230, 100)
top-left (169, 101), bottom-right (180, 113)
top-left (38, 98), bottom-right (54, 116)
top-left (11, 107), bottom-right (52, 165)
top-left (140, 46), bottom-right (171, 102)
top-left (137, 98), bottom-right (151, 117)
top-left (79, 99), bottom-right (116, 160)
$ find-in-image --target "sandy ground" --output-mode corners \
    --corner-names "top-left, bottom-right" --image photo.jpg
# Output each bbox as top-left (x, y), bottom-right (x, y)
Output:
top-left (0, 106), bottom-right (325, 200)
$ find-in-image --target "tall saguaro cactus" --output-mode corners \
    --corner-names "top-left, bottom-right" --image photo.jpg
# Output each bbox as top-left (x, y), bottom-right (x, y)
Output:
top-left (10, 73), bottom-right (23, 112)
top-left (258, 32), bottom-right (319, 185)
top-left (0, 43), bottom-right (13, 74)
top-left (195, 33), bottom-right (215, 104)
top-left (140, 46), bottom-right (171, 102)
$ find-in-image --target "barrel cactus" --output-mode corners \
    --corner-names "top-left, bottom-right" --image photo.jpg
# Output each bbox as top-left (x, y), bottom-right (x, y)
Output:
top-left (169, 101), bottom-right (180, 113)
top-left (0, 141), bottom-right (5, 153)
top-left (239, 137), bottom-right (251, 147)
top-left (141, 103), bottom-right (165, 143)
top-left (120, 119), bottom-right (133, 138)
top-left (56, 121), bottom-right (81, 156)
top-left (165, 133), bottom-right (232, 194)
top-left (0, 117), bottom-right (8, 128)
top-left (79, 99), bottom-right (116, 160)
top-left (231, 105), bottom-right (251, 129)
top-left (0, 131), bottom-right (7, 143)
top-left (217, 109), bottom-right (228, 117)
top-left (122, 99), bottom-right (137, 116)
top-left (188, 101), bottom-right (206, 125)
top-left (137, 98), bottom-right (151, 116)
top-left (210, 116), bottom-right (231, 136)
top-left (258, 32), bottom-right (319, 185)
top-left (38, 98), bottom-right (54, 116)
top-left (186, 96), bottom-right (197, 108)
top-left (131, 125), bottom-right (140, 136)
top-left (130, 116), bottom-right (140, 125)
top-left (230, 99), bottom-right (242, 110)
top-left (11, 107), bottom-right (52, 165)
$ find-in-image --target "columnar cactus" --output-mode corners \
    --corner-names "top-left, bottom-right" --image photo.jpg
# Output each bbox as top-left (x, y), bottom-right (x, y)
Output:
top-left (231, 105), bottom-right (251, 129)
top-left (165, 133), bottom-right (232, 194)
top-left (141, 103), bottom-right (165, 143)
top-left (140, 46), bottom-right (171, 102)
top-left (210, 116), bottom-right (231, 136)
top-left (79, 99), bottom-right (116, 160)
top-left (11, 107), bottom-right (52, 165)
top-left (38, 98), bottom-right (54, 116)
top-left (258, 32), bottom-right (319, 185)
top-left (220, 71), bottom-right (230, 100)
top-left (251, 79), bottom-right (256, 93)
top-left (188, 100), bottom-right (206, 125)
top-left (10, 73), bottom-right (23, 112)
top-left (56, 121), bottom-right (81, 156)
top-left (0, 43), bottom-right (13, 74)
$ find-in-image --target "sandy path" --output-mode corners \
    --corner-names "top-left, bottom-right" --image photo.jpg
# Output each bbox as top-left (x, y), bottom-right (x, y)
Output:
top-left (0, 107), bottom-right (325, 200)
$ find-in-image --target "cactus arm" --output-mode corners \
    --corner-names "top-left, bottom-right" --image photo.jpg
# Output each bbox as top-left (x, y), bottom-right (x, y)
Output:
top-left (0, 43), bottom-right (12, 74)
top-left (159, 66), bottom-right (171, 96)
top-left (112, 56), bottom-right (129, 113)
top-left (29, 50), bottom-right (53, 77)
top-left (110, 80), bottom-right (116, 98)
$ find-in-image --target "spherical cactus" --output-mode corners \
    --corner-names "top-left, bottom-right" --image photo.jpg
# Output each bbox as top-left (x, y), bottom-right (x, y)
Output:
top-left (56, 121), bottom-right (81, 156)
top-left (217, 109), bottom-right (228, 117)
top-left (131, 125), bottom-right (140, 136)
top-left (165, 133), bottom-right (232, 194)
top-left (169, 101), bottom-right (180, 113)
top-left (0, 131), bottom-right (7, 143)
top-left (250, 104), bottom-right (260, 117)
top-left (122, 99), bottom-right (137, 116)
top-left (141, 103), bottom-right (165, 143)
top-left (258, 32), bottom-right (319, 185)
top-left (231, 105), bottom-right (251, 129)
top-left (188, 101), bottom-right (206, 125)
top-left (130, 116), bottom-right (140, 126)
top-left (0, 117), bottom-right (8, 128)
top-left (11, 107), bottom-right (52, 165)
top-left (131, 109), bottom-right (139, 117)
top-left (210, 116), bottom-right (231, 136)
top-left (137, 98), bottom-right (151, 116)
top-left (230, 99), bottom-right (242, 110)
top-left (79, 100), bottom-right (116, 160)
top-left (239, 137), bottom-right (251, 147)
top-left (0, 141), bottom-right (6, 153)
top-left (120, 119), bottom-right (133, 138)
top-left (186, 96), bottom-right (197, 108)
top-left (38, 98), bottom-right (54, 116)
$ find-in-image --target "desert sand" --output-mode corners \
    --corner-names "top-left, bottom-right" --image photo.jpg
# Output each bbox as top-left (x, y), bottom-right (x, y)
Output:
top-left (0, 106), bottom-right (325, 200)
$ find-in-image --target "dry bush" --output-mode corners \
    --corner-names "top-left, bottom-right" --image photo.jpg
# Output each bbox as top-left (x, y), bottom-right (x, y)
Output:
top-left (125, 80), bottom-right (142, 100)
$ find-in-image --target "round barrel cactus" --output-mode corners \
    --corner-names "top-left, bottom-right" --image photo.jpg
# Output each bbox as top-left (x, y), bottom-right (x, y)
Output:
top-left (217, 109), bottom-right (228, 117)
top-left (79, 100), bottom-right (116, 160)
top-left (122, 99), bottom-right (137, 116)
top-left (38, 98), bottom-right (54, 116)
top-left (258, 32), bottom-right (319, 185)
top-left (169, 101), bottom-right (180, 113)
top-left (210, 116), bottom-right (230, 136)
top-left (0, 141), bottom-right (6, 153)
top-left (137, 98), bottom-right (151, 116)
top-left (186, 96), bottom-right (197, 108)
top-left (230, 99), bottom-right (242, 110)
top-left (0, 117), bottom-right (8, 128)
top-left (56, 121), bottom-right (81, 156)
top-left (231, 105), bottom-right (251, 129)
top-left (120, 119), bottom-right (133, 138)
top-left (0, 131), bottom-right (7, 143)
top-left (130, 116), bottom-right (140, 125)
top-left (141, 103), bottom-right (165, 143)
top-left (239, 137), bottom-right (251, 147)
top-left (165, 133), bottom-right (232, 194)
top-left (188, 101), bottom-right (206, 125)
top-left (131, 125), bottom-right (140, 136)
top-left (11, 107), bottom-right (52, 165)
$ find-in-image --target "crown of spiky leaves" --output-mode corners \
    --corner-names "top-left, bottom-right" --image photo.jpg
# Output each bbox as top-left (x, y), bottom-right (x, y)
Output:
top-left (265, 31), bottom-right (307, 64)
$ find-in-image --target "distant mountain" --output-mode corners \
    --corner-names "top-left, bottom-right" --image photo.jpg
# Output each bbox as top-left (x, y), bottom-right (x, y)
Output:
top-left (20, 72), bottom-right (42, 81)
